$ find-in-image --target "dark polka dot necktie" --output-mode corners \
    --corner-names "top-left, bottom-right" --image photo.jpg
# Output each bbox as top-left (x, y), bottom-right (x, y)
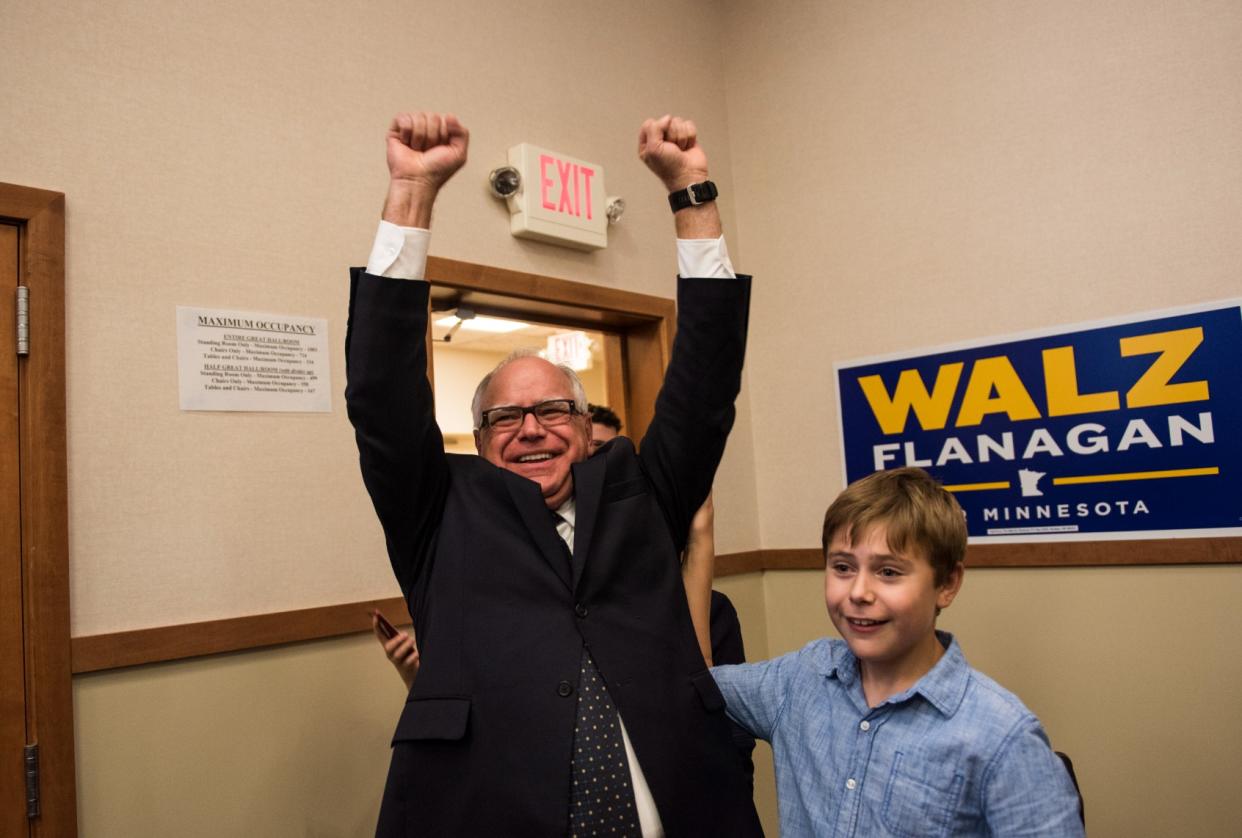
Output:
top-left (552, 510), bottom-right (642, 837)
top-left (569, 649), bottom-right (642, 837)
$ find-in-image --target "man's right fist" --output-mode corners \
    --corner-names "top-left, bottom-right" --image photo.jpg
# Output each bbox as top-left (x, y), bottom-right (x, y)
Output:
top-left (386, 112), bottom-right (469, 191)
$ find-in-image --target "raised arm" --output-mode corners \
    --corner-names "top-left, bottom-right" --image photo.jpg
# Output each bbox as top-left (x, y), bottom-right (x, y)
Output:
top-left (634, 115), bottom-right (751, 553)
top-left (345, 112), bottom-right (469, 600)
top-left (682, 494), bottom-right (716, 666)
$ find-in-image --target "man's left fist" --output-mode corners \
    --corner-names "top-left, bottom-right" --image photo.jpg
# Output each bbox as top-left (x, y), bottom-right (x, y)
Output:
top-left (638, 114), bottom-right (710, 192)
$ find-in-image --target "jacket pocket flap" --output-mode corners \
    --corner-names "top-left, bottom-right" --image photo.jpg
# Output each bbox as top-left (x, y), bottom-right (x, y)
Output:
top-left (690, 670), bottom-right (725, 713)
top-left (601, 476), bottom-right (648, 503)
top-left (392, 697), bottom-right (471, 744)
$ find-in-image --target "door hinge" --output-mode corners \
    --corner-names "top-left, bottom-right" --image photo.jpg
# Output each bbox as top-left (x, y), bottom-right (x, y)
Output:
top-left (24, 743), bottom-right (39, 819)
top-left (16, 285), bottom-right (29, 356)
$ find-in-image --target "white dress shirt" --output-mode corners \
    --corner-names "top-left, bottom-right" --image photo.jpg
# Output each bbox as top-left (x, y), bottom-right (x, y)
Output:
top-left (366, 220), bottom-right (735, 280)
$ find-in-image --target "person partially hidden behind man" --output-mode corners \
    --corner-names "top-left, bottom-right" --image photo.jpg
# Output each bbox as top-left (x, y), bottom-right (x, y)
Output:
top-left (345, 111), bottom-right (762, 836)
top-left (587, 403), bottom-right (623, 452)
top-left (703, 467), bottom-right (1085, 837)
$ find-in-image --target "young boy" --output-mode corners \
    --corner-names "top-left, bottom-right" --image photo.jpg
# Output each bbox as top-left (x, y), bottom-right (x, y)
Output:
top-left (708, 467), bottom-right (1084, 837)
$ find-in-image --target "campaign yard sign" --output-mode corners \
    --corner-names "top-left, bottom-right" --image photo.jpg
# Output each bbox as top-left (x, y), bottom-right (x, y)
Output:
top-left (835, 302), bottom-right (1242, 542)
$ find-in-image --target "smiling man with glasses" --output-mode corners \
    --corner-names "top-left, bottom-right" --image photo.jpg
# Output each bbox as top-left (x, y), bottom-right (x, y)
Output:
top-left (346, 111), bottom-right (761, 838)
top-left (472, 364), bottom-right (591, 511)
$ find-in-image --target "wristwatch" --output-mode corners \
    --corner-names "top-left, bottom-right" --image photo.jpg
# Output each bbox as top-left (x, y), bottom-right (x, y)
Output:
top-left (668, 180), bottom-right (718, 212)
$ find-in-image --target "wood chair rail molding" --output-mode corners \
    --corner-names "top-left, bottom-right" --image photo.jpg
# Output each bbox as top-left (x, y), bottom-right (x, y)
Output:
top-left (71, 540), bottom-right (1239, 674)
top-left (717, 538), bottom-right (1241, 575)
top-left (71, 597), bottom-right (414, 674)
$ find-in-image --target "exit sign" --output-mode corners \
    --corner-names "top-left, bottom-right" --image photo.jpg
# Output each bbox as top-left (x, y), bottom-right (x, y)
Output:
top-left (505, 143), bottom-right (607, 250)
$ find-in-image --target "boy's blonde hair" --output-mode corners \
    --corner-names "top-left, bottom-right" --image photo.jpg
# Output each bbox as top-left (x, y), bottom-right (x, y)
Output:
top-left (821, 467), bottom-right (967, 585)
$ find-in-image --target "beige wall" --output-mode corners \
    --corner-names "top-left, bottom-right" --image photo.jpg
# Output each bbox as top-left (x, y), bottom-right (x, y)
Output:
top-left (4, 0), bottom-right (1240, 835)
top-left (721, 1), bottom-right (1242, 835)
top-left (74, 633), bottom-right (404, 837)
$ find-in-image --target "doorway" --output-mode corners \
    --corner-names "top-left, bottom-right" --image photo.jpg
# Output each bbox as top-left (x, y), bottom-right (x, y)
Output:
top-left (425, 254), bottom-right (677, 451)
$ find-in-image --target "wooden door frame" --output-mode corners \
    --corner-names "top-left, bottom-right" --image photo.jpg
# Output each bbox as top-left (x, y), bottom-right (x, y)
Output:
top-left (0, 183), bottom-right (75, 835)
top-left (2, 217), bottom-right (26, 837)
top-left (423, 255), bottom-right (677, 443)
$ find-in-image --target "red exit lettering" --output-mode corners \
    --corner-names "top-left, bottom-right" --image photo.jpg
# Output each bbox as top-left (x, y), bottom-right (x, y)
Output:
top-left (540, 154), bottom-right (595, 220)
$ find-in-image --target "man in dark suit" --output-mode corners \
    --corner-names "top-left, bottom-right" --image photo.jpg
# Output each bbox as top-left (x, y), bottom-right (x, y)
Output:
top-left (346, 111), bottom-right (762, 836)
top-left (590, 406), bottom-right (757, 797)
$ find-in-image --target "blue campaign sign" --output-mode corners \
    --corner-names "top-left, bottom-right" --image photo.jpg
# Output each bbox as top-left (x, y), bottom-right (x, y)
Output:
top-left (835, 302), bottom-right (1242, 542)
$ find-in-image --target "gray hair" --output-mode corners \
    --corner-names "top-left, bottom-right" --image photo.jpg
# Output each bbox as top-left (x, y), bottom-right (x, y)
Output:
top-left (470, 348), bottom-right (589, 429)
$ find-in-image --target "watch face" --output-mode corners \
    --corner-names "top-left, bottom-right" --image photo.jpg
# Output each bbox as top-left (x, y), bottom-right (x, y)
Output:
top-left (692, 181), bottom-right (718, 202)
top-left (670, 181), bottom-right (717, 212)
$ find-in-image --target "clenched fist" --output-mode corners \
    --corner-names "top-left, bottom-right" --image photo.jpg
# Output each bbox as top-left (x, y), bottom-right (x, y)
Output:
top-left (387, 111), bottom-right (469, 188)
top-left (638, 114), bottom-right (710, 192)
top-left (382, 112), bottom-right (469, 227)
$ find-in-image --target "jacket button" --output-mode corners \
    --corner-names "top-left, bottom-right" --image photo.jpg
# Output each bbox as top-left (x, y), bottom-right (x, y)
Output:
top-left (557, 680), bottom-right (574, 697)
top-left (574, 603), bottom-right (588, 618)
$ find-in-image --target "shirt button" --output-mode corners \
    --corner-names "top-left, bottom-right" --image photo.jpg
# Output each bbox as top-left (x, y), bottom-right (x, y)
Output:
top-left (574, 603), bottom-right (588, 618)
top-left (846, 778), bottom-right (857, 791)
top-left (860, 721), bottom-right (871, 732)
top-left (556, 680), bottom-right (574, 697)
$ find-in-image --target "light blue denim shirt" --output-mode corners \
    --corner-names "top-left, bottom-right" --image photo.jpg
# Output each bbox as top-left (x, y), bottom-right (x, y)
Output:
top-left (711, 632), bottom-right (1083, 837)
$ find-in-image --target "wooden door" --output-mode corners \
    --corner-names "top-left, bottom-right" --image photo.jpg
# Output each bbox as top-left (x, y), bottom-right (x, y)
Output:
top-left (0, 222), bottom-right (27, 836)
top-left (0, 183), bottom-right (74, 836)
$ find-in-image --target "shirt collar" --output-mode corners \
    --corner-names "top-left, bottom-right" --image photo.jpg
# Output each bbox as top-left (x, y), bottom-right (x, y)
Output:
top-left (817, 630), bottom-right (971, 717)
top-left (555, 497), bottom-right (576, 529)
top-left (552, 498), bottom-right (577, 552)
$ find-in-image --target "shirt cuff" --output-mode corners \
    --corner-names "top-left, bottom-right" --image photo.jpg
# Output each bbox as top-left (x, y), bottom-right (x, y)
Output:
top-left (676, 235), bottom-right (736, 279)
top-left (366, 219), bottom-right (430, 280)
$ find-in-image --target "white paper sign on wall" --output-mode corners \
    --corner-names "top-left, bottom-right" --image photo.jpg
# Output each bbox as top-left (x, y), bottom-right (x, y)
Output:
top-left (176, 306), bottom-right (331, 412)
top-left (505, 143), bottom-right (607, 250)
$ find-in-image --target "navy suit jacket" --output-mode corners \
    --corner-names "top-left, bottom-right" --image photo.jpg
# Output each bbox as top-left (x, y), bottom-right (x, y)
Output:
top-left (346, 270), bottom-right (763, 836)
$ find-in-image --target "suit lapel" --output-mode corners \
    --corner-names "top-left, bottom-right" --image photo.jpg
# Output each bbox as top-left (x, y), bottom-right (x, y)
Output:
top-left (570, 453), bottom-right (606, 592)
top-left (502, 471), bottom-right (572, 591)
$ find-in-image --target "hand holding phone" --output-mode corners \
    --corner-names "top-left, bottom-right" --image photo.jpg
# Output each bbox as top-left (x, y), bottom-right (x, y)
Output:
top-left (372, 609), bottom-right (399, 639)
top-left (371, 609), bottom-right (420, 690)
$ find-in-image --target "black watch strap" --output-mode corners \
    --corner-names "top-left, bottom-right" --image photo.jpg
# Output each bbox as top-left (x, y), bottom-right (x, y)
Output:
top-left (668, 180), bottom-right (718, 212)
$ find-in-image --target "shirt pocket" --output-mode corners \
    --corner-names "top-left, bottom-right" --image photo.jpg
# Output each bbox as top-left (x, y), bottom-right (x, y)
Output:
top-left (391, 696), bottom-right (471, 745)
top-left (880, 751), bottom-right (965, 838)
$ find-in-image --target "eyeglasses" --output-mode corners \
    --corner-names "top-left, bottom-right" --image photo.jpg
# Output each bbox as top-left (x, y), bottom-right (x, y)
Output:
top-left (480, 399), bottom-right (579, 431)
